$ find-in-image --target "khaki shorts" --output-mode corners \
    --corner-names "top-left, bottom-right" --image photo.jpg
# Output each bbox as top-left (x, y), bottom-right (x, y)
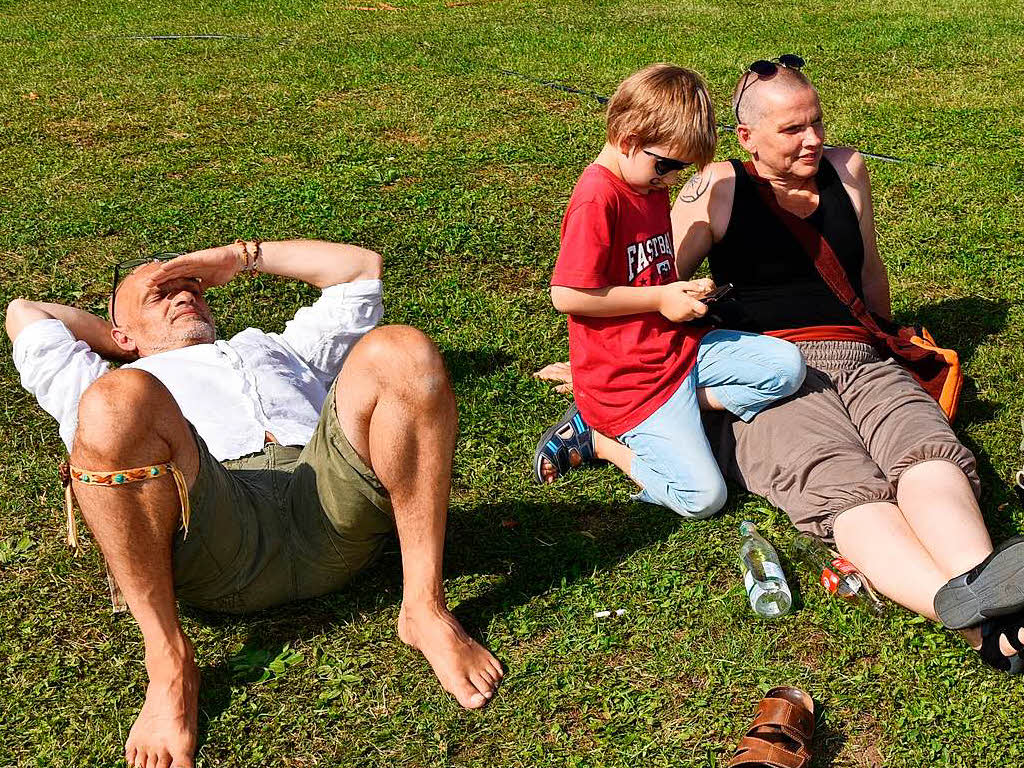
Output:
top-left (171, 379), bottom-right (393, 613)
top-left (704, 341), bottom-right (980, 542)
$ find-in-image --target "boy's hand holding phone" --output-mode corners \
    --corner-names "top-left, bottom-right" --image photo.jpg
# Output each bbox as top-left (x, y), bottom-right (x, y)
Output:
top-left (658, 283), bottom-right (709, 323)
top-left (680, 278), bottom-right (716, 297)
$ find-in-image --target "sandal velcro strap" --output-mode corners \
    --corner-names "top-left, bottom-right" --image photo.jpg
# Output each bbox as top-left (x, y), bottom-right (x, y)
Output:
top-left (533, 402), bottom-right (596, 484)
top-left (749, 697), bottom-right (815, 743)
top-left (979, 611), bottom-right (1024, 674)
top-left (727, 735), bottom-right (810, 768)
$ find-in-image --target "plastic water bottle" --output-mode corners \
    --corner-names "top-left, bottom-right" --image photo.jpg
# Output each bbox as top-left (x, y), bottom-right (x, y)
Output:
top-left (790, 534), bottom-right (886, 616)
top-left (738, 521), bottom-right (792, 618)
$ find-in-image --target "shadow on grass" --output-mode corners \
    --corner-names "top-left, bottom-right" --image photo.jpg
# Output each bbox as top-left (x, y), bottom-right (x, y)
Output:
top-left (442, 347), bottom-right (514, 386)
top-left (810, 702), bottom-right (847, 768)
top-left (905, 296), bottom-right (1011, 365)
top-left (183, 495), bottom-right (683, 747)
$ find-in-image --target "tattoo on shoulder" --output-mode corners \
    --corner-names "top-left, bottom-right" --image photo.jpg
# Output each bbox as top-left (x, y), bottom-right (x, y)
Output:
top-left (679, 169), bottom-right (711, 203)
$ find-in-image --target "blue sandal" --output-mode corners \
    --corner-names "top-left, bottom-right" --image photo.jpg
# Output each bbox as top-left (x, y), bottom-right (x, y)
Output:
top-left (978, 611), bottom-right (1024, 674)
top-left (533, 402), bottom-right (597, 484)
top-left (933, 536), bottom-right (1024, 629)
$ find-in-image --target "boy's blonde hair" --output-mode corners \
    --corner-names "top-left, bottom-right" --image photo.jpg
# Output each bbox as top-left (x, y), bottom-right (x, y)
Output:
top-left (606, 64), bottom-right (717, 167)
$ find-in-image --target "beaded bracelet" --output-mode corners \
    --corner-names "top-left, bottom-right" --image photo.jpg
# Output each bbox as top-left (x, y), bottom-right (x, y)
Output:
top-left (233, 238), bottom-right (251, 272)
top-left (252, 238), bottom-right (263, 273)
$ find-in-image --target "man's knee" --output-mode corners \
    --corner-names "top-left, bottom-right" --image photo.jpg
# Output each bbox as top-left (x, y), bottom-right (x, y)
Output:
top-left (354, 325), bottom-right (450, 399)
top-left (73, 369), bottom-right (177, 458)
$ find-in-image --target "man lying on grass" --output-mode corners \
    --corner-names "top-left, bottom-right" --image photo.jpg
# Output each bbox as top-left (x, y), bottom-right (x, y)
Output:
top-left (537, 60), bottom-right (1024, 674)
top-left (6, 239), bottom-right (502, 768)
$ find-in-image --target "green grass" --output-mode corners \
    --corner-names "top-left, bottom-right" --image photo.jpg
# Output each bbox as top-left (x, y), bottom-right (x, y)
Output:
top-left (2, 1), bottom-right (1024, 765)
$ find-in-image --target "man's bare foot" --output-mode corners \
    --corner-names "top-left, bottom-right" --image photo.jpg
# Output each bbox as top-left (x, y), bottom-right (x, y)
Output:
top-left (124, 648), bottom-right (199, 768)
top-left (398, 602), bottom-right (503, 709)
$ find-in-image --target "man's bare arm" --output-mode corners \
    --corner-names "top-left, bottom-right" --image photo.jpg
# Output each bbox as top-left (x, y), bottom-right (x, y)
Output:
top-left (253, 240), bottom-right (382, 287)
top-left (5, 299), bottom-right (134, 361)
top-left (829, 148), bottom-right (892, 320)
top-left (150, 239), bottom-right (382, 290)
top-left (671, 162), bottom-right (735, 279)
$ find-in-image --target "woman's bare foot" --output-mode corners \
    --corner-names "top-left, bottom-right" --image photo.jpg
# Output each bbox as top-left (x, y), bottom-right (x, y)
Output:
top-left (397, 602), bottom-right (503, 709)
top-left (124, 648), bottom-right (199, 768)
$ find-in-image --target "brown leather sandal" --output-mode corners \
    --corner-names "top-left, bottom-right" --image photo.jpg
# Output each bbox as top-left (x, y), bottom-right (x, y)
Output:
top-left (726, 686), bottom-right (815, 768)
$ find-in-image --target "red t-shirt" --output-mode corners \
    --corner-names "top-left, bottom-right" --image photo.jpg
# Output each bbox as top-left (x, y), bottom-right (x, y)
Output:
top-left (551, 163), bottom-right (704, 436)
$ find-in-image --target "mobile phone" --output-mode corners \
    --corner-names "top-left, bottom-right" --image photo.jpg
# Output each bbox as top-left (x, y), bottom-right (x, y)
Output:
top-left (700, 283), bottom-right (734, 304)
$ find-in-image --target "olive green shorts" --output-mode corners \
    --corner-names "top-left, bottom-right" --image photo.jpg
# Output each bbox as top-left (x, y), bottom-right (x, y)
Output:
top-left (171, 380), bottom-right (394, 614)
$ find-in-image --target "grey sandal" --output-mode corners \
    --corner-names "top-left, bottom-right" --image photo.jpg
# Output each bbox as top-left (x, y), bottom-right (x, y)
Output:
top-left (934, 536), bottom-right (1024, 629)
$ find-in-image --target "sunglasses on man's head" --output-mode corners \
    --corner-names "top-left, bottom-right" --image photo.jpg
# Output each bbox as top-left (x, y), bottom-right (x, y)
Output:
top-left (109, 252), bottom-right (183, 326)
top-left (734, 54), bottom-right (806, 122)
top-left (642, 149), bottom-right (693, 176)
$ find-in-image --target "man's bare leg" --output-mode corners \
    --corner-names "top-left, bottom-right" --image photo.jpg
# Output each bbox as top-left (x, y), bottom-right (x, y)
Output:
top-left (71, 369), bottom-right (201, 767)
top-left (335, 325), bottom-right (503, 708)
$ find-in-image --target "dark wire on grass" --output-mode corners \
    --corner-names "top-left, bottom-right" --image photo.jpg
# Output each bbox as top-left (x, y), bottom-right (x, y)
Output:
top-left (120, 34), bottom-right (254, 40)
top-left (497, 67), bottom-right (937, 167)
top-left (498, 69), bottom-right (609, 104)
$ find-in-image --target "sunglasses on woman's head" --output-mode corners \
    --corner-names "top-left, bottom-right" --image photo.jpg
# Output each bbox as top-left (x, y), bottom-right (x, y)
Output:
top-left (642, 149), bottom-right (693, 176)
top-left (734, 54), bottom-right (806, 122)
top-left (109, 252), bottom-right (183, 326)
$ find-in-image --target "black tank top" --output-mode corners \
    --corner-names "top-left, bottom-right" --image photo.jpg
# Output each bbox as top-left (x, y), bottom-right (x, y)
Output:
top-left (707, 158), bottom-right (865, 332)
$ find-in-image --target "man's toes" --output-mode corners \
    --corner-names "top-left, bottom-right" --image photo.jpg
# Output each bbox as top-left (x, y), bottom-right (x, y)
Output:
top-left (126, 746), bottom-right (137, 766)
top-left (460, 688), bottom-right (488, 709)
top-left (489, 659), bottom-right (505, 679)
top-left (470, 671), bottom-right (495, 699)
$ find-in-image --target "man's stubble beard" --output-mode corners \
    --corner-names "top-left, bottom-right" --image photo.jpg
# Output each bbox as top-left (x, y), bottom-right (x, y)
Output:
top-left (145, 318), bottom-right (217, 353)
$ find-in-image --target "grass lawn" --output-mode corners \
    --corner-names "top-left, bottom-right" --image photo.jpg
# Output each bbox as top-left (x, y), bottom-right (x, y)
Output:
top-left (2, 1), bottom-right (1024, 765)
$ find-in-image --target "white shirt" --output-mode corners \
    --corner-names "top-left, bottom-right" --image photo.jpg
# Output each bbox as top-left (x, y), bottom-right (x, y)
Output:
top-left (13, 279), bottom-right (383, 461)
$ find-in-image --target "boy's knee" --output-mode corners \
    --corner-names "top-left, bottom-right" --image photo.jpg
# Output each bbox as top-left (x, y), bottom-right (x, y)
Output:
top-left (767, 342), bottom-right (806, 399)
top-left (668, 477), bottom-right (728, 520)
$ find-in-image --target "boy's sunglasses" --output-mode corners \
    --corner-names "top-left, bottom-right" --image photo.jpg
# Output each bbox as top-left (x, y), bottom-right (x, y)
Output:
top-left (110, 252), bottom-right (182, 326)
top-left (642, 149), bottom-right (693, 176)
top-left (734, 54), bottom-right (806, 122)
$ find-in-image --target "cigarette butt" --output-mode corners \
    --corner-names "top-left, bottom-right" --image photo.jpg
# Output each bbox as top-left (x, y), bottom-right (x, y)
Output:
top-left (594, 608), bottom-right (627, 618)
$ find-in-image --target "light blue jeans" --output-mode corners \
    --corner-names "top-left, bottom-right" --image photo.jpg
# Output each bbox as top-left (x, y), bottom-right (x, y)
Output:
top-left (619, 330), bottom-right (805, 519)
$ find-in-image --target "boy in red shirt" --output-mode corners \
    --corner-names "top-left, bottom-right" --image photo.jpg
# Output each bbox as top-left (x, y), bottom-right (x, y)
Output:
top-left (536, 64), bottom-right (805, 518)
